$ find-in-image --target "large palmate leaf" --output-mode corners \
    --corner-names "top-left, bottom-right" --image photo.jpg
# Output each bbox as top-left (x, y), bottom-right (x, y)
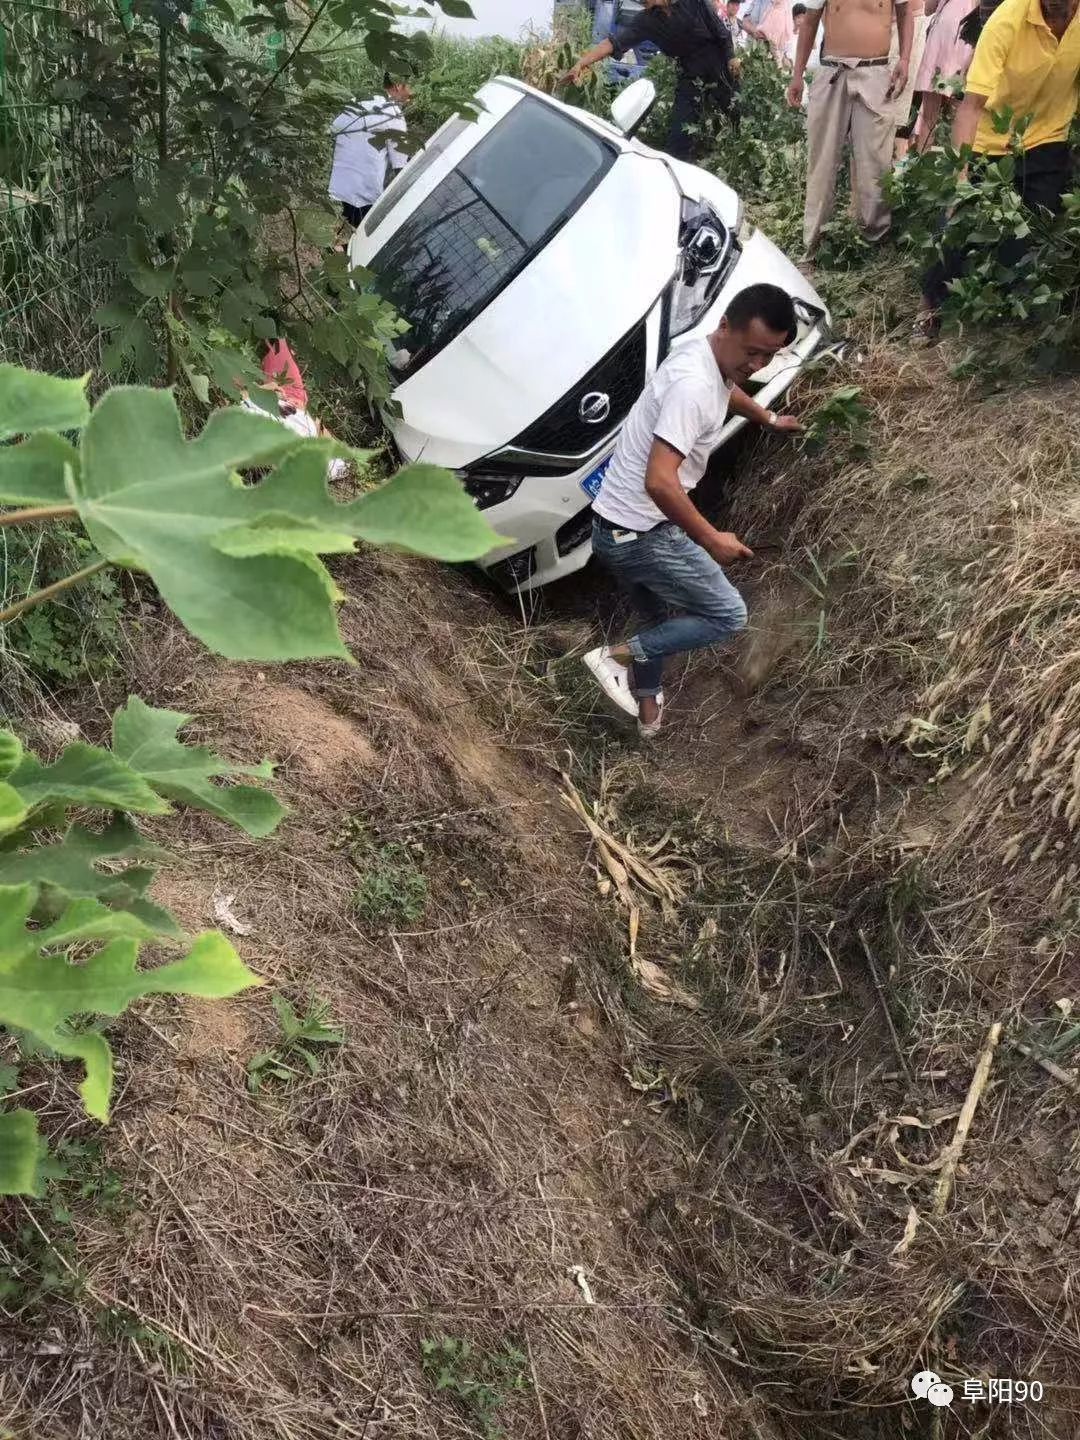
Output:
top-left (0, 817), bottom-right (181, 937)
top-left (68, 386), bottom-right (501, 661)
top-left (0, 1109), bottom-right (44, 1197)
top-left (6, 741), bottom-right (169, 816)
top-left (0, 432), bottom-right (78, 505)
top-left (111, 696), bottom-right (285, 837)
top-left (0, 883), bottom-right (261, 1123)
top-left (0, 366), bottom-right (90, 443)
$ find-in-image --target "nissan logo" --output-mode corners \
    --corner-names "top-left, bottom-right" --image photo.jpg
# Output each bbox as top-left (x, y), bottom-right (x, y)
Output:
top-left (579, 391), bottom-right (611, 425)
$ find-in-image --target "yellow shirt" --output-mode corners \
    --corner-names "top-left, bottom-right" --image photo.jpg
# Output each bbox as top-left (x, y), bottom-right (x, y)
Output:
top-left (965, 0), bottom-right (1080, 153)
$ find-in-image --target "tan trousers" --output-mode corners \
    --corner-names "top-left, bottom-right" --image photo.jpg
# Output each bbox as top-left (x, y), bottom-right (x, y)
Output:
top-left (804, 62), bottom-right (895, 252)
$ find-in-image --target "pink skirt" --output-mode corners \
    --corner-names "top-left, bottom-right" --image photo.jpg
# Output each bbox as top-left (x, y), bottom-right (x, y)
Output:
top-left (915, 0), bottom-right (975, 92)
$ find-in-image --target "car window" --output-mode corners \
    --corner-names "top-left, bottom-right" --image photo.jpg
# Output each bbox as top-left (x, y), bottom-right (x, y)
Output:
top-left (363, 114), bottom-right (471, 237)
top-left (369, 96), bottom-right (616, 379)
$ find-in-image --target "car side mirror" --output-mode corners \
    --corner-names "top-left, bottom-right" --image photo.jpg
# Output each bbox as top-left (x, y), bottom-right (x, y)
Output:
top-left (610, 78), bottom-right (656, 138)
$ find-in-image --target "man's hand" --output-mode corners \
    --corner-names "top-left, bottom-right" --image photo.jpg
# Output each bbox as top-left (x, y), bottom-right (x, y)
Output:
top-left (770, 414), bottom-right (804, 434)
top-left (786, 74), bottom-right (805, 107)
top-left (706, 530), bottom-right (754, 564)
top-left (886, 61), bottom-right (908, 100)
top-left (559, 63), bottom-right (585, 85)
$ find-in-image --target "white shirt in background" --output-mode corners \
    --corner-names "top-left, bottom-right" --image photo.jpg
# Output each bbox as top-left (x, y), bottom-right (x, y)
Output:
top-left (329, 96), bottom-right (407, 210)
top-left (593, 338), bottom-right (734, 532)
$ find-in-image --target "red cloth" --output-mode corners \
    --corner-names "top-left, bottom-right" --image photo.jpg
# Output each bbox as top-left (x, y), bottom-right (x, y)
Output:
top-left (261, 340), bottom-right (308, 410)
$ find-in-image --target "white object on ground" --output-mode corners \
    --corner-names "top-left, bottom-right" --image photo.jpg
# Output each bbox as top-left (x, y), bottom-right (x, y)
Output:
top-left (211, 889), bottom-right (254, 937)
top-left (567, 1265), bottom-right (594, 1305)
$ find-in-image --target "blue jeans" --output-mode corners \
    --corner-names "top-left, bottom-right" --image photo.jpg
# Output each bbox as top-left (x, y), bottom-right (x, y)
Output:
top-left (591, 517), bottom-right (748, 698)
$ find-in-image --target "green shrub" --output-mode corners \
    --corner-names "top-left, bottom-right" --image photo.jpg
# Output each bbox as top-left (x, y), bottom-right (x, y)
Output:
top-left (0, 525), bottom-right (124, 700)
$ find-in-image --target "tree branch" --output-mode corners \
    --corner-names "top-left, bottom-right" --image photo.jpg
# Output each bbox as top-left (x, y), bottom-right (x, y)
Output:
top-left (0, 561), bottom-right (111, 625)
top-left (0, 505), bottom-right (78, 529)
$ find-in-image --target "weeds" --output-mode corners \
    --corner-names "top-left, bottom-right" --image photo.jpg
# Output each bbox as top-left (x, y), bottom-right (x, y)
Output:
top-left (95, 1307), bottom-right (191, 1372)
top-left (246, 995), bottom-right (345, 1092)
top-left (341, 818), bottom-right (429, 927)
top-left (420, 1334), bottom-right (528, 1438)
top-left (0, 524), bottom-right (124, 707)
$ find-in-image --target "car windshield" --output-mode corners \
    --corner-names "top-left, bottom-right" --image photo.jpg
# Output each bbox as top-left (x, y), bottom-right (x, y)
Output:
top-left (368, 95), bottom-right (616, 379)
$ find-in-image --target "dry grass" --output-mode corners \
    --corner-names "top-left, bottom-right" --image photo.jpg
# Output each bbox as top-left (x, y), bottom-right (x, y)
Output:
top-left (0, 550), bottom-right (745, 1440)
top-left (7, 305), bottom-right (1080, 1440)
top-left (445, 323), bottom-right (1080, 1436)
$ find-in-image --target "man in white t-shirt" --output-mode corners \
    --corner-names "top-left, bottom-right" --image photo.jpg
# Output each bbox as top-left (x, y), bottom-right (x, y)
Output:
top-left (329, 73), bottom-right (413, 230)
top-left (584, 284), bottom-right (803, 739)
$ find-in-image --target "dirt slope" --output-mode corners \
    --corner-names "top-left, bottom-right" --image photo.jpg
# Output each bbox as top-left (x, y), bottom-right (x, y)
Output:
top-left (4, 342), bottom-right (1080, 1440)
top-left (1, 551), bottom-right (746, 1440)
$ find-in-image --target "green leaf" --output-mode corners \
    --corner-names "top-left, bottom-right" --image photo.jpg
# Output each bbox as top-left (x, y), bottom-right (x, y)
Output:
top-left (111, 697), bottom-right (285, 838)
top-left (345, 463), bottom-right (508, 561)
top-left (76, 388), bottom-right (349, 661)
top-left (67, 387), bottom-right (500, 661)
top-left (7, 743), bottom-right (170, 816)
top-left (0, 782), bottom-right (29, 839)
top-left (0, 366), bottom-right (90, 443)
top-left (0, 732), bottom-right (23, 778)
top-left (36, 898), bottom-right (161, 948)
top-left (0, 432), bottom-right (78, 505)
top-left (0, 817), bottom-right (181, 936)
top-left (0, 883), bottom-right (261, 1121)
top-left (0, 1109), bottom-right (43, 1196)
top-left (436, 0), bottom-right (474, 15)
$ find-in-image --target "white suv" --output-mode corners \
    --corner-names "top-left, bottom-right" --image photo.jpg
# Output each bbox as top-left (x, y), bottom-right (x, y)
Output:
top-left (350, 76), bottom-right (830, 591)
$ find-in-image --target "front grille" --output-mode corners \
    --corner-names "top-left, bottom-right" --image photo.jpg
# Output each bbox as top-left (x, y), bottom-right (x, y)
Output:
top-left (509, 320), bottom-right (647, 459)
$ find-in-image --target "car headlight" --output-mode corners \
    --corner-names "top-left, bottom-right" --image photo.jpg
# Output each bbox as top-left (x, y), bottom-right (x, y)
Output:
top-left (459, 471), bottom-right (524, 511)
top-left (667, 198), bottom-right (740, 341)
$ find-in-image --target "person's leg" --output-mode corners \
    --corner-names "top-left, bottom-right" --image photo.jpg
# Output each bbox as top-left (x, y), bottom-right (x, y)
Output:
top-left (803, 69), bottom-right (851, 255)
top-left (619, 526), bottom-right (748, 697)
top-left (589, 522), bottom-right (668, 709)
top-left (1014, 143), bottom-right (1070, 216)
top-left (849, 66), bottom-right (895, 241)
top-left (667, 74), bottom-right (698, 160)
top-left (993, 143), bottom-right (1070, 282)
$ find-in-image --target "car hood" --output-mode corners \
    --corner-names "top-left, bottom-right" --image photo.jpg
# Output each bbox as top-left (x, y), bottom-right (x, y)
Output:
top-left (387, 151), bottom-right (682, 470)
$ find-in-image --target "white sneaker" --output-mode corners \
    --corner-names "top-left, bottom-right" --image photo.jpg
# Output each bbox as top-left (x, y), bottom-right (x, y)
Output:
top-left (638, 692), bottom-right (665, 741)
top-left (582, 646), bottom-right (638, 717)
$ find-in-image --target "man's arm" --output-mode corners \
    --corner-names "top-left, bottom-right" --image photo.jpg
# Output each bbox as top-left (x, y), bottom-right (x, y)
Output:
top-left (560, 37), bottom-right (615, 85)
top-left (644, 439), bottom-right (753, 563)
top-left (954, 13), bottom-right (1009, 152)
top-left (951, 90), bottom-right (987, 149)
top-left (786, 6), bottom-right (822, 106)
top-left (887, 0), bottom-right (913, 99)
top-left (728, 386), bottom-right (804, 432)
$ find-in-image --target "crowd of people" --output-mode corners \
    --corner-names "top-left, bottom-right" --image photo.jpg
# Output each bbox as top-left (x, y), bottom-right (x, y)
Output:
top-left (325, 0), bottom-right (1077, 738)
top-left (559, 0), bottom-right (1077, 325)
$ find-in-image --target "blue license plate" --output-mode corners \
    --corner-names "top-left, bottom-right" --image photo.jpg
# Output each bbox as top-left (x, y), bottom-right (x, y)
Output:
top-left (581, 458), bottom-right (610, 500)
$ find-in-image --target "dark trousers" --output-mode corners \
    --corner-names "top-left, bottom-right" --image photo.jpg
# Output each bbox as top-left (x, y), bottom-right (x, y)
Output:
top-left (341, 201), bottom-right (370, 228)
top-left (923, 142), bottom-right (1072, 310)
top-left (668, 73), bottom-right (739, 160)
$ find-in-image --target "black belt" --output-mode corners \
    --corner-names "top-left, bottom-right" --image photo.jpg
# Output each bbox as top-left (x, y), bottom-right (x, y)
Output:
top-left (820, 56), bottom-right (890, 67)
top-left (593, 512), bottom-right (660, 537)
